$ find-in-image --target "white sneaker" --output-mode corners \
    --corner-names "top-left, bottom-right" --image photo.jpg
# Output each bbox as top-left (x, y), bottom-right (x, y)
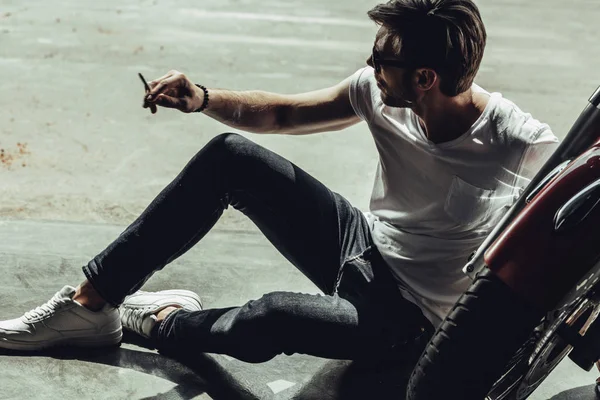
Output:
top-left (0, 285), bottom-right (122, 351)
top-left (120, 289), bottom-right (202, 339)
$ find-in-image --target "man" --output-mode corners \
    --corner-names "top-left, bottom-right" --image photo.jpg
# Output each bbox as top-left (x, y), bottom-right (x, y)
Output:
top-left (0, 0), bottom-right (558, 369)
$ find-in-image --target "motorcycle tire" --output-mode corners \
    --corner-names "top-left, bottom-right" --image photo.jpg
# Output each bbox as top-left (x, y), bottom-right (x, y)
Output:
top-left (406, 268), bottom-right (545, 400)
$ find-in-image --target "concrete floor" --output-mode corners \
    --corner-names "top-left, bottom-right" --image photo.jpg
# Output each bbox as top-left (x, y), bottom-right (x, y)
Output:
top-left (1, 0), bottom-right (599, 398)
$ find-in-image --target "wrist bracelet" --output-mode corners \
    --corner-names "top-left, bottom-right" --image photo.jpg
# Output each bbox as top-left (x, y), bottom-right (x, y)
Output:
top-left (194, 84), bottom-right (210, 112)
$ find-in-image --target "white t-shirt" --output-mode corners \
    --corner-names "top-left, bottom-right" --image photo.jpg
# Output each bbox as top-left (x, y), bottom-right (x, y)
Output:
top-left (348, 66), bottom-right (560, 327)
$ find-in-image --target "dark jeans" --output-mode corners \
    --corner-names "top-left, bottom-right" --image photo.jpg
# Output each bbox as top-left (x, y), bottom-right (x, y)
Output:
top-left (82, 133), bottom-right (434, 363)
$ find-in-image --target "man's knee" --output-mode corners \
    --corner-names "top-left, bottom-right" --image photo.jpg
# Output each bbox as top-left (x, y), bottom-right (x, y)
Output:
top-left (206, 132), bottom-right (255, 158)
top-left (184, 132), bottom-right (256, 177)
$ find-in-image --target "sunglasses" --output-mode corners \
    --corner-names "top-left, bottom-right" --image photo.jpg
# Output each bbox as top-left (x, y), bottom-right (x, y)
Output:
top-left (371, 46), bottom-right (412, 73)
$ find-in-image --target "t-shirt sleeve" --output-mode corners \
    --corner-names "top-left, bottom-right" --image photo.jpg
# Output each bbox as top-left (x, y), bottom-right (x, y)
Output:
top-left (516, 126), bottom-right (560, 186)
top-left (348, 66), bottom-right (378, 123)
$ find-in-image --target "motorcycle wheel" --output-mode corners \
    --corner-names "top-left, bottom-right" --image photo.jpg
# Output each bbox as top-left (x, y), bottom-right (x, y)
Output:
top-left (487, 296), bottom-right (600, 400)
top-left (406, 268), bottom-right (544, 400)
top-left (407, 268), bottom-right (600, 400)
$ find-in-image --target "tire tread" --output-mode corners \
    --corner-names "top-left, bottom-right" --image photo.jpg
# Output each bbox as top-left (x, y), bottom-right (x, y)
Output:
top-left (406, 269), bottom-right (543, 400)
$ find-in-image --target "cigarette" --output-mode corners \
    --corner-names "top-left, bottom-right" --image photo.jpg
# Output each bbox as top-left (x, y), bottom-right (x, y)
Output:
top-left (138, 73), bottom-right (151, 92)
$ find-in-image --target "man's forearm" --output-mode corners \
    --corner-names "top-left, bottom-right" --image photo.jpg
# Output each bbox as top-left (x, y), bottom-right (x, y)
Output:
top-left (202, 89), bottom-right (286, 134)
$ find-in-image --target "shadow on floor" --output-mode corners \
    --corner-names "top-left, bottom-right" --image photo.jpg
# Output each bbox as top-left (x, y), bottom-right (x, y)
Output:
top-left (0, 331), bottom-right (422, 400)
top-left (0, 331), bottom-right (258, 400)
top-left (291, 358), bottom-right (414, 400)
top-left (547, 384), bottom-right (598, 400)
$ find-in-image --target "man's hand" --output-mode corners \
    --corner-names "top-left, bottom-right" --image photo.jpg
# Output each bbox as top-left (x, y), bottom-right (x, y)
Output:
top-left (143, 70), bottom-right (205, 114)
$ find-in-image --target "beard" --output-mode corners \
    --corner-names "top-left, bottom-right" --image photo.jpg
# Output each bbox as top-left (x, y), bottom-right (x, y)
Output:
top-left (381, 91), bottom-right (414, 108)
top-left (379, 70), bottom-right (417, 108)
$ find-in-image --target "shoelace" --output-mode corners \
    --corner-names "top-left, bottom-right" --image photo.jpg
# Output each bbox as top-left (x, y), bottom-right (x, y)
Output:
top-left (122, 307), bottom-right (151, 335)
top-left (23, 295), bottom-right (68, 321)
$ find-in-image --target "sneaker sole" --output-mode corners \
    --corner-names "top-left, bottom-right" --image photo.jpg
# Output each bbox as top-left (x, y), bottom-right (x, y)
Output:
top-left (128, 289), bottom-right (203, 310)
top-left (0, 328), bottom-right (123, 351)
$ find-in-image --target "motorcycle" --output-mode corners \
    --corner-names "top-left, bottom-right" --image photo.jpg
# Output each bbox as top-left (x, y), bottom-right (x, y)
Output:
top-left (406, 85), bottom-right (600, 400)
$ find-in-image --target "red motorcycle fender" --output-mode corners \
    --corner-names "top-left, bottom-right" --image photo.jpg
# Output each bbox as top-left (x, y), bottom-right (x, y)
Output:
top-left (484, 145), bottom-right (600, 311)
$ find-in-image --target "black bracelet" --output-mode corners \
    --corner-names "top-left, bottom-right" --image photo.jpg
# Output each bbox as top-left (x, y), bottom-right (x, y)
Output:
top-left (194, 84), bottom-right (210, 112)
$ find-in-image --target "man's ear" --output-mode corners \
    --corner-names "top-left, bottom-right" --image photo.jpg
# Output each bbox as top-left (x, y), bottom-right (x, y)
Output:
top-left (416, 68), bottom-right (437, 91)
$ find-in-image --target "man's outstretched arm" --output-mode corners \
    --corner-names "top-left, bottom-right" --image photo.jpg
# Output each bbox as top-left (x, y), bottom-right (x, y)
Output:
top-left (144, 70), bottom-right (361, 135)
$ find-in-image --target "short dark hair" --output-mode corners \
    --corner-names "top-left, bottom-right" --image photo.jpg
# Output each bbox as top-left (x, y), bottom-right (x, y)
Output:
top-left (367, 0), bottom-right (486, 97)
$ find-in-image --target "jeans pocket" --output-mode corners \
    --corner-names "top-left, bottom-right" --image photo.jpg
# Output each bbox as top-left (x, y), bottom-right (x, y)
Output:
top-left (335, 247), bottom-right (376, 299)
